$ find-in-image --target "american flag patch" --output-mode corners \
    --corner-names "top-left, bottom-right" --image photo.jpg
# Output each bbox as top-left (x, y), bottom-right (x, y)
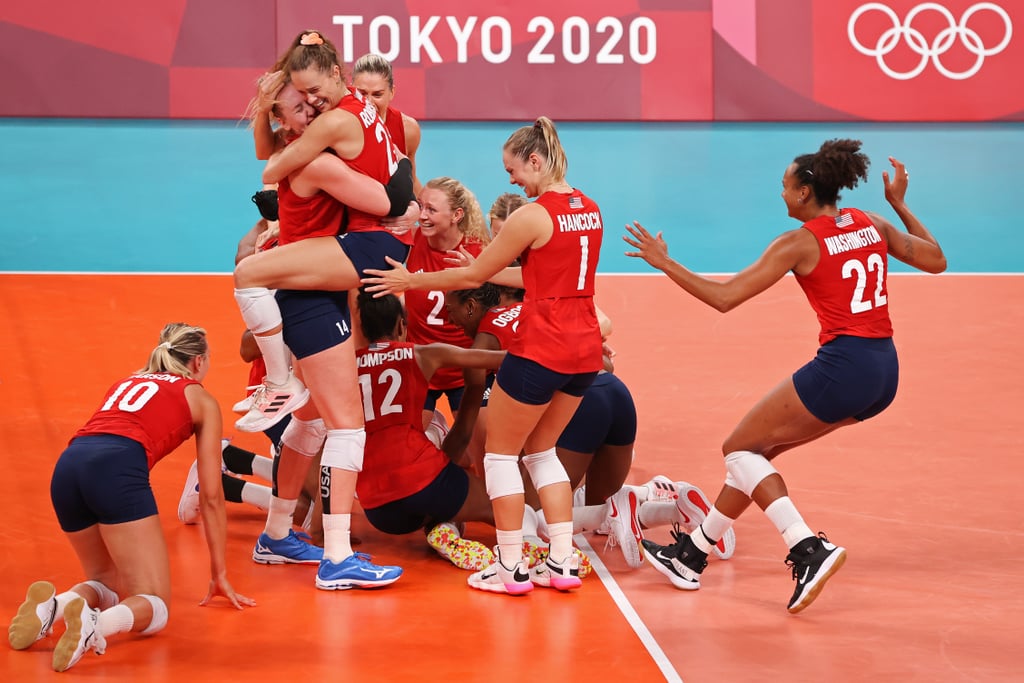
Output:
top-left (835, 212), bottom-right (854, 228)
top-left (568, 195), bottom-right (583, 209)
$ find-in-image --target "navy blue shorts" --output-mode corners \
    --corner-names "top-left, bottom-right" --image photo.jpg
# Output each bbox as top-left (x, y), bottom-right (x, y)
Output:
top-left (336, 231), bottom-right (410, 277)
top-left (362, 462), bottom-right (469, 535)
top-left (495, 354), bottom-right (598, 406)
top-left (793, 336), bottom-right (899, 424)
top-left (480, 374), bottom-right (496, 407)
top-left (50, 435), bottom-right (158, 532)
top-left (276, 289), bottom-right (351, 359)
top-left (424, 386), bottom-right (465, 412)
top-left (557, 372), bottom-right (637, 453)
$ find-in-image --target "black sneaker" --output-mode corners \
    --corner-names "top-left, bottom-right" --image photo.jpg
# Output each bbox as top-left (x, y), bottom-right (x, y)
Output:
top-left (641, 524), bottom-right (708, 591)
top-left (785, 532), bottom-right (847, 613)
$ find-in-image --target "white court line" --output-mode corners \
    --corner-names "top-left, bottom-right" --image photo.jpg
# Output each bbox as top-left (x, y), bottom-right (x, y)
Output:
top-left (575, 534), bottom-right (682, 683)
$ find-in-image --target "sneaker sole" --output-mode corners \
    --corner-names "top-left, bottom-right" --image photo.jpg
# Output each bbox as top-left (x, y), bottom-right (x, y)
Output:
top-left (52, 599), bottom-right (86, 672)
top-left (611, 490), bottom-right (644, 568)
top-left (235, 389), bottom-right (310, 433)
top-left (252, 552), bottom-right (321, 565)
top-left (315, 576), bottom-right (401, 591)
top-left (788, 548), bottom-right (847, 614)
top-left (8, 581), bottom-right (55, 650)
top-left (642, 547), bottom-right (700, 591)
top-left (467, 579), bottom-right (533, 595)
top-left (549, 577), bottom-right (582, 591)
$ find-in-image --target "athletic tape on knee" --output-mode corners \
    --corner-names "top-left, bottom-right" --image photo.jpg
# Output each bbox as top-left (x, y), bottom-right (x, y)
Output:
top-left (483, 453), bottom-right (525, 500)
top-left (82, 580), bottom-right (119, 610)
top-left (233, 287), bottom-right (282, 334)
top-left (137, 595), bottom-right (169, 636)
top-left (724, 450), bottom-right (778, 498)
top-left (320, 428), bottom-right (365, 473)
top-left (281, 416), bottom-right (327, 458)
top-left (522, 447), bottom-right (570, 490)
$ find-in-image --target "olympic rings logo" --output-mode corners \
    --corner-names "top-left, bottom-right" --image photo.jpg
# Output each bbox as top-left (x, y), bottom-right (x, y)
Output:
top-left (847, 2), bottom-right (1013, 80)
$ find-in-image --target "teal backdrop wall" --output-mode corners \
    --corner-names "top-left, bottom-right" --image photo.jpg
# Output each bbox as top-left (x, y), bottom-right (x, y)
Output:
top-left (2, 119), bottom-right (1021, 274)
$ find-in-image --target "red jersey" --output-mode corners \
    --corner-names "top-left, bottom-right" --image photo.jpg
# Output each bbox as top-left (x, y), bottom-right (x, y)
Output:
top-left (355, 342), bottom-right (447, 508)
top-left (276, 176), bottom-right (344, 245)
top-left (405, 230), bottom-right (485, 390)
top-left (796, 207), bottom-right (894, 345)
top-left (478, 303), bottom-right (523, 351)
top-left (335, 93), bottom-right (411, 245)
top-left (509, 189), bottom-right (603, 373)
top-left (384, 106), bottom-right (406, 154)
top-left (74, 372), bottom-right (199, 469)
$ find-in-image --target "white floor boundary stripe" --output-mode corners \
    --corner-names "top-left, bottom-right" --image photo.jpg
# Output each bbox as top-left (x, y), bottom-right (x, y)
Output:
top-left (575, 534), bottom-right (682, 683)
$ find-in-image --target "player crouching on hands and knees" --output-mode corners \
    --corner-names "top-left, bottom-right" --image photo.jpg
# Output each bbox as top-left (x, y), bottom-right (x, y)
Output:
top-left (8, 324), bottom-right (254, 672)
top-left (624, 140), bottom-right (945, 613)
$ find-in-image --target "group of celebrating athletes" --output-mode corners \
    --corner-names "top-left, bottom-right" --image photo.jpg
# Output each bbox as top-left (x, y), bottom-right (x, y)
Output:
top-left (8, 27), bottom-right (945, 674)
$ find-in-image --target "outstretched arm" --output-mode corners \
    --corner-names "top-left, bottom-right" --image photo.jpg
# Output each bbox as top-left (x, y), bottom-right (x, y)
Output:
top-left (623, 221), bottom-right (811, 312)
top-left (414, 343), bottom-right (506, 382)
top-left (364, 203), bottom-right (545, 296)
top-left (188, 386), bottom-right (256, 610)
top-left (872, 156), bottom-right (947, 274)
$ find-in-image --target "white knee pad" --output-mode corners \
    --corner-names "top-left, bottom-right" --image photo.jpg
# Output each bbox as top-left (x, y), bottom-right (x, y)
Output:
top-left (82, 580), bottom-right (119, 610)
top-left (320, 428), bottom-right (365, 473)
top-left (281, 416), bottom-right (327, 458)
top-left (138, 595), bottom-right (169, 636)
top-left (483, 453), bottom-right (525, 500)
top-left (724, 450), bottom-right (778, 497)
top-left (521, 448), bottom-right (569, 490)
top-left (233, 287), bottom-right (282, 334)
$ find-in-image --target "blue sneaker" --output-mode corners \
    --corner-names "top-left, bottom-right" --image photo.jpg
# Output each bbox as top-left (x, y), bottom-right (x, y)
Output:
top-left (252, 530), bottom-right (323, 565)
top-left (315, 553), bottom-right (403, 590)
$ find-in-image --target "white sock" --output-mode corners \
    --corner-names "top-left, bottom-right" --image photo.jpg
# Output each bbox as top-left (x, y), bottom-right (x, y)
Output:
top-left (97, 604), bottom-right (134, 638)
top-left (54, 591), bottom-right (81, 620)
top-left (252, 331), bottom-right (290, 386)
top-left (638, 501), bottom-right (679, 529)
top-left (251, 455), bottom-right (275, 482)
top-left (547, 521), bottom-right (574, 563)
top-left (700, 507), bottom-right (735, 542)
top-left (764, 497), bottom-right (815, 548)
top-left (572, 504), bottom-right (607, 533)
top-left (265, 497), bottom-right (297, 539)
top-left (495, 529), bottom-right (523, 569)
top-left (323, 513), bottom-right (352, 563)
top-left (242, 482), bottom-right (272, 511)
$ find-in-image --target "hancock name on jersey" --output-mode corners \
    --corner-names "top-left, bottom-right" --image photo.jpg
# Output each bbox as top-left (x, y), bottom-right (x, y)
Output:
top-left (823, 225), bottom-right (882, 256)
top-left (556, 211), bottom-right (602, 233)
top-left (358, 345), bottom-right (415, 368)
